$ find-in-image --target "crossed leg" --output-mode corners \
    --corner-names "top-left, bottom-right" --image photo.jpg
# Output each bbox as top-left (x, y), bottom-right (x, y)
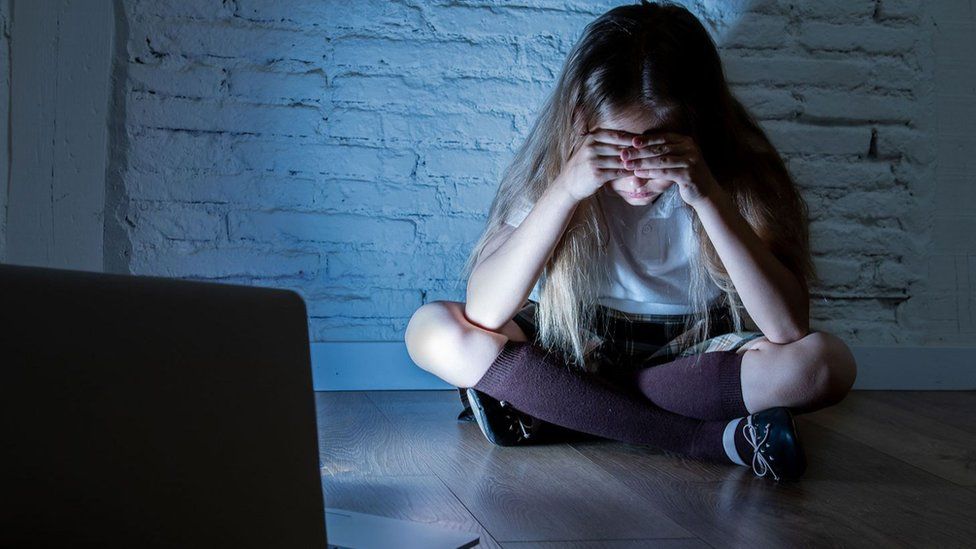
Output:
top-left (734, 331), bottom-right (857, 414)
top-left (405, 300), bottom-right (857, 415)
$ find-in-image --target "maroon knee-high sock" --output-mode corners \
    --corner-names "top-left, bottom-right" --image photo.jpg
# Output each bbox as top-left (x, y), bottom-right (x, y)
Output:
top-left (471, 340), bottom-right (736, 464)
top-left (633, 351), bottom-right (748, 421)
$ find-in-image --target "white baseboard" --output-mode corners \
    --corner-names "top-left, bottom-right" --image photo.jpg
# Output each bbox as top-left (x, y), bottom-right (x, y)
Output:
top-left (310, 342), bottom-right (976, 391)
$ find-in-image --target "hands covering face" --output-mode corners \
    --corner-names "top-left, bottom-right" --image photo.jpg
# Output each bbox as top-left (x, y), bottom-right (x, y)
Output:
top-left (586, 125), bottom-right (719, 208)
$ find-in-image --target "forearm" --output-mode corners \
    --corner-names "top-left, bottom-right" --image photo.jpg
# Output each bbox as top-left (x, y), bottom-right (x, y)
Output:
top-left (692, 187), bottom-right (809, 343)
top-left (465, 184), bottom-right (580, 331)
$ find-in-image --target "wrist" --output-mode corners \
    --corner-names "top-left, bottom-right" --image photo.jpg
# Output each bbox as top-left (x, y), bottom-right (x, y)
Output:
top-left (691, 185), bottom-right (729, 213)
top-left (548, 178), bottom-right (583, 207)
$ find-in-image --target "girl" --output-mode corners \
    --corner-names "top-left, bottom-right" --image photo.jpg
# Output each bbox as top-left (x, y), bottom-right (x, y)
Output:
top-left (405, 0), bottom-right (857, 482)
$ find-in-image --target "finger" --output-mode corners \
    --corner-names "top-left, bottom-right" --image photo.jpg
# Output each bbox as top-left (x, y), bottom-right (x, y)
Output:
top-left (592, 143), bottom-right (629, 156)
top-left (589, 128), bottom-right (641, 147)
top-left (632, 167), bottom-right (688, 182)
top-left (596, 167), bottom-right (634, 182)
top-left (621, 142), bottom-right (690, 160)
top-left (593, 155), bottom-right (629, 169)
top-left (632, 132), bottom-right (688, 148)
top-left (624, 154), bottom-right (691, 171)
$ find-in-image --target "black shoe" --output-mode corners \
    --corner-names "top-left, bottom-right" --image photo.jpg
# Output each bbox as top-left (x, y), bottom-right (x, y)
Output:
top-left (465, 388), bottom-right (545, 446)
top-left (456, 388), bottom-right (476, 422)
top-left (738, 407), bottom-right (807, 481)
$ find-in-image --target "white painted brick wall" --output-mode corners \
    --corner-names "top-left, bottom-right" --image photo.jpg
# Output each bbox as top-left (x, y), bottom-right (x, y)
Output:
top-left (109, 0), bottom-right (974, 346)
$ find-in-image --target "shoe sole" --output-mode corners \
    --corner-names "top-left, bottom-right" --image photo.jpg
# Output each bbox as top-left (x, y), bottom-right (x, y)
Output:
top-left (771, 407), bottom-right (807, 481)
top-left (784, 408), bottom-right (807, 479)
top-left (466, 388), bottom-right (505, 446)
top-left (465, 389), bottom-right (548, 446)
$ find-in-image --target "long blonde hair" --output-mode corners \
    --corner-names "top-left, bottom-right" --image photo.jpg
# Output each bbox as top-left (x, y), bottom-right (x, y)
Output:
top-left (461, 0), bottom-right (817, 370)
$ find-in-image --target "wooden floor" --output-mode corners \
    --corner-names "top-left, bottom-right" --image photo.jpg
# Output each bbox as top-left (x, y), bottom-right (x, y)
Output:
top-left (317, 390), bottom-right (976, 548)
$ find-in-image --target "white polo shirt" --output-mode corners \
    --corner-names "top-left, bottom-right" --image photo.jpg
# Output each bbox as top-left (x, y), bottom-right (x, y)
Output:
top-left (503, 183), bottom-right (722, 315)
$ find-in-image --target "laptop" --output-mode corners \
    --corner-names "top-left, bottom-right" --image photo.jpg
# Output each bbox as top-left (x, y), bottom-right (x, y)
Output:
top-left (0, 263), bottom-right (478, 549)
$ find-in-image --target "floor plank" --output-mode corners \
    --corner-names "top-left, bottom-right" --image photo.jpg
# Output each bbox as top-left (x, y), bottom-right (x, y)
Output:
top-left (364, 390), bottom-right (701, 544)
top-left (860, 390), bottom-right (976, 435)
top-left (572, 417), bottom-right (976, 548)
top-left (320, 473), bottom-right (500, 548)
top-left (315, 391), bottom-right (426, 476)
top-left (500, 540), bottom-right (709, 548)
top-left (316, 390), bottom-right (976, 547)
top-left (803, 392), bottom-right (976, 486)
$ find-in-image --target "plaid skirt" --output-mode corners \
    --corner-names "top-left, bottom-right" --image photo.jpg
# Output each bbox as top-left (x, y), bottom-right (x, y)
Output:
top-left (509, 298), bottom-right (766, 387)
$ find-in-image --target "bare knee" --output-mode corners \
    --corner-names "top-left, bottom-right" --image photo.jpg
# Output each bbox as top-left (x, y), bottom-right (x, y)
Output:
top-left (405, 300), bottom-right (505, 388)
top-left (789, 330), bottom-right (857, 408)
top-left (405, 301), bottom-right (467, 375)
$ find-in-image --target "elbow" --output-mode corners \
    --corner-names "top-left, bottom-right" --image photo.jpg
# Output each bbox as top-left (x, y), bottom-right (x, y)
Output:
top-left (765, 326), bottom-right (809, 345)
top-left (765, 291), bottom-right (811, 344)
top-left (462, 299), bottom-right (506, 333)
top-left (463, 283), bottom-right (504, 332)
top-left (764, 316), bottom-right (810, 345)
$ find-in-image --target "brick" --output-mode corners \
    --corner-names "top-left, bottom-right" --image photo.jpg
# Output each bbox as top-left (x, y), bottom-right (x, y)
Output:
top-left (332, 37), bottom-right (519, 77)
top-left (425, 5), bottom-right (585, 38)
top-left (788, 158), bottom-right (896, 190)
top-left (309, 317), bottom-right (409, 341)
top-left (305, 288), bottom-right (423, 318)
top-left (791, 0), bottom-right (877, 19)
top-left (874, 126), bottom-right (935, 164)
top-left (128, 0), bottom-right (235, 21)
top-left (806, 188), bottom-right (914, 222)
top-left (234, 0), bottom-right (427, 32)
top-left (813, 257), bottom-right (864, 288)
top-left (128, 128), bottom-right (244, 173)
top-left (128, 62), bottom-right (226, 98)
top-left (421, 148), bottom-right (506, 180)
top-left (228, 211), bottom-right (417, 248)
top-left (801, 90), bottom-right (918, 123)
top-left (230, 140), bottom-right (418, 178)
top-left (227, 68), bottom-right (329, 104)
top-left (129, 200), bottom-right (224, 241)
top-left (327, 250), bottom-right (448, 280)
top-left (723, 54), bottom-right (916, 91)
top-left (722, 15), bottom-right (792, 49)
top-left (762, 121), bottom-right (872, 156)
top-left (875, 0), bottom-right (923, 21)
top-left (417, 216), bottom-right (487, 246)
top-left (130, 242), bottom-right (320, 279)
top-left (129, 19), bottom-right (328, 64)
top-left (129, 93), bottom-right (325, 136)
top-left (317, 181), bottom-right (442, 216)
top-left (443, 181), bottom-right (502, 215)
top-left (875, 258), bottom-right (921, 289)
top-left (809, 220), bottom-right (910, 255)
top-left (811, 297), bottom-right (899, 322)
top-left (799, 21), bottom-right (919, 54)
top-left (126, 171), bottom-right (321, 206)
top-left (732, 86), bottom-right (800, 118)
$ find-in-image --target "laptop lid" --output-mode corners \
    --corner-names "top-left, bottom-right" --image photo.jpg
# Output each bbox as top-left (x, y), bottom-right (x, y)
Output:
top-left (0, 264), bottom-right (327, 548)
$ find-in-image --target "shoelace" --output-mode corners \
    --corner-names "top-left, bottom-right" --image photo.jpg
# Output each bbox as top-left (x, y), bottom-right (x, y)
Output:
top-left (743, 416), bottom-right (779, 481)
top-left (500, 400), bottom-right (532, 440)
